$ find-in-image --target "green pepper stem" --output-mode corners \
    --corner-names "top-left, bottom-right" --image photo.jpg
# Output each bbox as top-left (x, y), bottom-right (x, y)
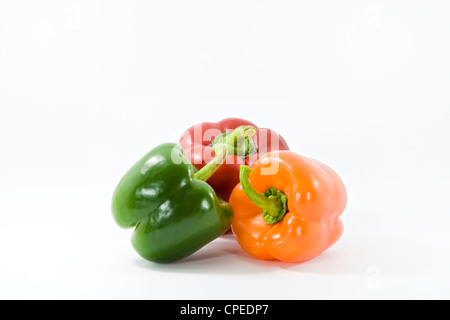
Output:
top-left (239, 165), bottom-right (288, 224)
top-left (192, 147), bottom-right (226, 182)
top-left (211, 127), bottom-right (257, 159)
top-left (194, 126), bottom-right (257, 182)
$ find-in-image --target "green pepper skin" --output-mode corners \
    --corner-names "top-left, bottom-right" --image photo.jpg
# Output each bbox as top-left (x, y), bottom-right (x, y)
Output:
top-left (112, 143), bottom-right (233, 263)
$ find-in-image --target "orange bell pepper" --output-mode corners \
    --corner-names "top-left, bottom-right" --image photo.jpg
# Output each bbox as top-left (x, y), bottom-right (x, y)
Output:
top-left (230, 151), bottom-right (347, 263)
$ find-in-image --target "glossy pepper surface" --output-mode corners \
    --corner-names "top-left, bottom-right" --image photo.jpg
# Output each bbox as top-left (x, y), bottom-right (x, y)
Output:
top-left (179, 118), bottom-right (290, 201)
top-left (230, 151), bottom-right (347, 263)
top-left (112, 126), bottom-right (256, 263)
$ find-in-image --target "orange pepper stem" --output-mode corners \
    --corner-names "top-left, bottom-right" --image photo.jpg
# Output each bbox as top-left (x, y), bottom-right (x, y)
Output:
top-left (194, 126), bottom-right (257, 182)
top-left (239, 165), bottom-right (288, 225)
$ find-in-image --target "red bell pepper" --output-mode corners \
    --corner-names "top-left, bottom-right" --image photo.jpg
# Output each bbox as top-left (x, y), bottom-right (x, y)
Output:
top-left (179, 118), bottom-right (290, 201)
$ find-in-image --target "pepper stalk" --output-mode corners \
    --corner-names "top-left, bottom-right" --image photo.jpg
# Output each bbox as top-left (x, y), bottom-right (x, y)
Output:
top-left (193, 126), bottom-right (257, 182)
top-left (239, 165), bottom-right (288, 224)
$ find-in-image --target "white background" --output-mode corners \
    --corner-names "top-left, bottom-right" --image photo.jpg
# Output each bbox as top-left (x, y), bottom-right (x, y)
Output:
top-left (1, 1), bottom-right (449, 300)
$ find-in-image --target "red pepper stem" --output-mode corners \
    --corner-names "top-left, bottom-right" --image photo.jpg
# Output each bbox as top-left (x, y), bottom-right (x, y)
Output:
top-left (239, 165), bottom-right (288, 225)
top-left (194, 126), bottom-right (257, 182)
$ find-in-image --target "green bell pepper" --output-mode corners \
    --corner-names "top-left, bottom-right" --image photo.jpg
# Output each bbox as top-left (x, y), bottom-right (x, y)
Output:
top-left (112, 126), bottom-right (256, 263)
